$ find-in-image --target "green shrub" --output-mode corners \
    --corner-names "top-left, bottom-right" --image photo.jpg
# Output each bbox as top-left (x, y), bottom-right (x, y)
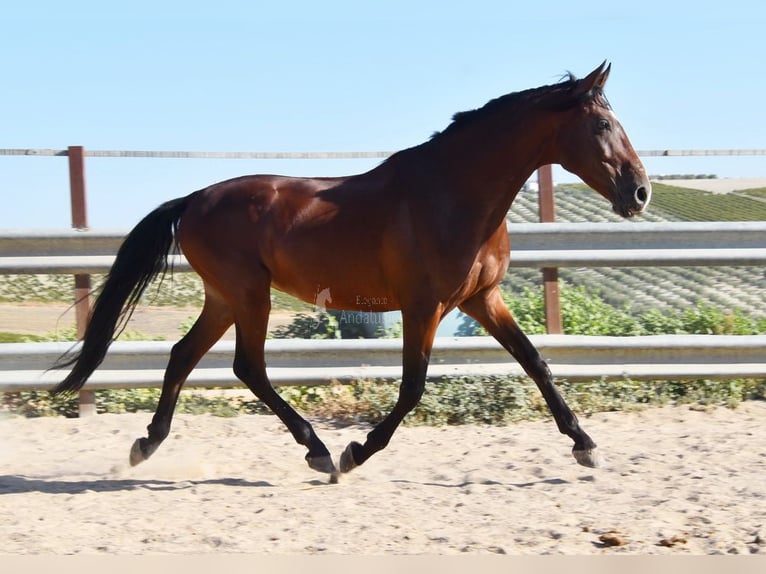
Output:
top-left (270, 312), bottom-right (339, 339)
top-left (460, 285), bottom-right (765, 337)
top-left (4, 376), bottom-right (764, 422)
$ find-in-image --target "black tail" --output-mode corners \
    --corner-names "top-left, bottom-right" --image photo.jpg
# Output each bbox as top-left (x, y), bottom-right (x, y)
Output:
top-left (50, 192), bottom-right (197, 396)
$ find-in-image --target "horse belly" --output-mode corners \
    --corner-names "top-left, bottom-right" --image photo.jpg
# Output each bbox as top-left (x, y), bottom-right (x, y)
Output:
top-left (268, 243), bottom-right (400, 312)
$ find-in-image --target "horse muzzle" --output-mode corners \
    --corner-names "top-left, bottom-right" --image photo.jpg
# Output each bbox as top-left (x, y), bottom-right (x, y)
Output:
top-left (614, 182), bottom-right (651, 218)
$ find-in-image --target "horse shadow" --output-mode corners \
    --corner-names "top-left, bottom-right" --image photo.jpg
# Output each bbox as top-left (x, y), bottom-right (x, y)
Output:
top-left (1, 474), bottom-right (576, 494)
top-left (0, 474), bottom-right (274, 495)
top-left (391, 477), bottom-right (572, 489)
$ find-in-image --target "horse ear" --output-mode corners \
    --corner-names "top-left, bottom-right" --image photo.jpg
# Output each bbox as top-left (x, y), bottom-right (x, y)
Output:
top-left (574, 61), bottom-right (611, 97)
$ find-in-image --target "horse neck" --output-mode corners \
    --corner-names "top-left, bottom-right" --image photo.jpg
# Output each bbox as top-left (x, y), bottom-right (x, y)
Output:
top-left (423, 108), bottom-right (557, 226)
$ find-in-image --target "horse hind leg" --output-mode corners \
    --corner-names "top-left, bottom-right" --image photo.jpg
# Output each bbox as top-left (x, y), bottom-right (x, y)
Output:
top-left (229, 283), bottom-right (337, 477)
top-left (130, 289), bottom-right (233, 466)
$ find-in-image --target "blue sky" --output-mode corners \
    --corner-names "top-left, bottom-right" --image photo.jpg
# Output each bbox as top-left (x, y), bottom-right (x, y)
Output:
top-left (2, 0), bottom-right (764, 228)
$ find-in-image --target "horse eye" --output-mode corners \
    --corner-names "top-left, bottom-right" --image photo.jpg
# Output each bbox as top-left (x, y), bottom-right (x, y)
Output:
top-left (597, 118), bottom-right (611, 131)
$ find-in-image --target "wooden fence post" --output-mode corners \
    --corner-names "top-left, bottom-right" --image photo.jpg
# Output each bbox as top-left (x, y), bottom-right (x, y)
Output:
top-left (67, 145), bottom-right (95, 416)
top-left (537, 164), bottom-right (563, 334)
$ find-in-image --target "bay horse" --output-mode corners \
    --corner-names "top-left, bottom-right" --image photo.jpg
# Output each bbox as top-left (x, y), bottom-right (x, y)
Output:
top-left (51, 62), bottom-right (651, 479)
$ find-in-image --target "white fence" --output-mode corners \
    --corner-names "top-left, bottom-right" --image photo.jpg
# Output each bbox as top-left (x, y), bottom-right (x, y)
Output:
top-left (0, 221), bottom-right (765, 392)
top-left (3, 147), bottom-right (766, 159)
top-left (1, 335), bottom-right (765, 392)
top-left (2, 221), bottom-right (766, 273)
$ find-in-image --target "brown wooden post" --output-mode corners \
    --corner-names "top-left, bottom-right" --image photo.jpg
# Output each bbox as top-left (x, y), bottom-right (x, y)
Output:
top-left (537, 164), bottom-right (563, 334)
top-left (67, 146), bottom-right (96, 416)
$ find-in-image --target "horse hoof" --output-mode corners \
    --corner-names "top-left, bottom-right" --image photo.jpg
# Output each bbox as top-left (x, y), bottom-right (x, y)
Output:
top-left (306, 454), bottom-right (338, 475)
top-left (339, 442), bottom-right (361, 474)
top-left (129, 439), bottom-right (146, 467)
top-left (573, 447), bottom-right (605, 468)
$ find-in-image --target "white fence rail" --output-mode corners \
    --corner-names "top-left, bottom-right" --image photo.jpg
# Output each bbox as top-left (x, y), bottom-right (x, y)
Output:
top-left (1, 335), bottom-right (765, 392)
top-left (1, 221), bottom-right (765, 392)
top-left (2, 221), bottom-right (766, 273)
top-left (3, 147), bottom-right (766, 159)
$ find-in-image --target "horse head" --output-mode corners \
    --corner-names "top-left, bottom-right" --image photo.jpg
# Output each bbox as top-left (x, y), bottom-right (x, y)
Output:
top-left (553, 61), bottom-right (651, 218)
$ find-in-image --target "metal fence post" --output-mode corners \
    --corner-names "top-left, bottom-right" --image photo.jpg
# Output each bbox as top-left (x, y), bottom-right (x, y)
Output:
top-left (537, 164), bottom-right (563, 334)
top-left (67, 145), bottom-right (95, 416)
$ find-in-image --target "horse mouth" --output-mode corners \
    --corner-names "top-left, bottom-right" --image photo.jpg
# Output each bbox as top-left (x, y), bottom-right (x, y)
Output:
top-left (614, 205), bottom-right (637, 218)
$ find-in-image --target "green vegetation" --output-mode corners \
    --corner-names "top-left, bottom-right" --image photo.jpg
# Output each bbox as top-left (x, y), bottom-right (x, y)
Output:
top-left (556, 182), bottom-right (766, 221)
top-left (271, 312), bottom-right (339, 339)
top-left (4, 376), bottom-right (764, 421)
top-left (457, 286), bottom-right (766, 337)
top-left (648, 183), bottom-right (766, 221)
top-left (738, 187), bottom-right (766, 200)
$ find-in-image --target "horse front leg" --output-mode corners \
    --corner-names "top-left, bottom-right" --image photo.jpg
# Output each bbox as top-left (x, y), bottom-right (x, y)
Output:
top-left (339, 309), bottom-right (441, 474)
top-left (460, 286), bottom-right (604, 468)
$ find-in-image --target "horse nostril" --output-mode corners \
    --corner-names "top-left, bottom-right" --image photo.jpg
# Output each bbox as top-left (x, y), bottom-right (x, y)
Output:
top-left (634, 186), bottom-right (649, 205)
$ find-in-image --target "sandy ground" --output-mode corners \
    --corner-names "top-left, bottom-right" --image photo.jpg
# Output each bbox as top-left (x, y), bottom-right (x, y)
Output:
top-left (1, 402), bottom-right (765, 555)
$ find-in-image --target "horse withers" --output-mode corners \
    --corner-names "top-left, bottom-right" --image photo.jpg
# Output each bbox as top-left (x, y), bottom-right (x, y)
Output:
top-left (52, 62), bottom-right (650, 480)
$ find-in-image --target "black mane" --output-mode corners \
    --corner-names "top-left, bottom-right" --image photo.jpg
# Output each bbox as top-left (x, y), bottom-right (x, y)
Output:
top-left (432, 72), bottom-right (608, 140)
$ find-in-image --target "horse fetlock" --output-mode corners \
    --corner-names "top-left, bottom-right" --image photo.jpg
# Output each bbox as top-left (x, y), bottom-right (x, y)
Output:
top-left (292, 420), bottom-right (317, 447)
top-left (366, 426), bottom-right (392, 451)
top-left (146, 421), bottom-right (171, 444)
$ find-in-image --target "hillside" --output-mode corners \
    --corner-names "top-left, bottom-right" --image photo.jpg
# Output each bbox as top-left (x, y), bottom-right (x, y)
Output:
top-left (504, 182), bottom-right (766, 318)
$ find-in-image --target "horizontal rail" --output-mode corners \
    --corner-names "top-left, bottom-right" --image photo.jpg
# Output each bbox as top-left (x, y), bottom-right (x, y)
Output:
top-left (3, 148), bottom-right (766, 159)
top-left (2, 222), bottom-right (765, 273)
top-left (0, 149), bottom-right (393, 160)
top-left (1, 335), bottom-right (764, 392)
top-left (0, 255), bottom-right (186, 274)
top-left (3, 250), bottom-right (765, 274)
